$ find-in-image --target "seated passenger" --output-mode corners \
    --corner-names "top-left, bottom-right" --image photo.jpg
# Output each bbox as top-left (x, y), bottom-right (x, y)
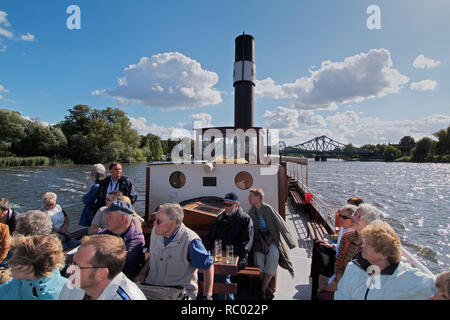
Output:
top-left (79, 163), bottom-right (105, 227)
top-left (0, 235), bottom-right (67, 300)
top-left (432, 271), bottom-right (450, 300)
top-left (88, 190), bottom-right (123, 235)
top-left (0, 197), bottom-right (17, 234)
top-left (59, 234), bottom-right (146, 300)
top-left (41, 192), bottom-right (78, 250)
top-left (311, 203), bottom-right (357, 299)
top-left (319, 203), bottom-right (381, 298)
top-left (247, 188), bottom-right (296, 300)
top-left (204, 192), bottom-right (254, 300)
top-left (134, 203), bottom-right (214, 300)
top-left (14, 210), bottom-right (53, 236)
top-left (335, 220), bottom-right (435, 300)
top-left (116, 195), bottom-right (144, 233)
top-left (0, 210), bottom-right (53, 284)
top-left (0, 223), bottom-right (10, 268)
top-left (98, 200), bottom-right (145, 280)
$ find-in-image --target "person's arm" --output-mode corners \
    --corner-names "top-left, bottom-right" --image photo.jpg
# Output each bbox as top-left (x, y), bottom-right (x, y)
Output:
top-left (0, 225), bottom-right (10, 263)
top-left (126, 178), bottom-right (138, 204)
top-left (123, 235), bottom-right (146, 280)
top-left (203, 264), bottom-right (214, 298)
top-left (134, 257), bottom-right (150, 283)
top-left (82, 184), bottom-right (98, 204)
top-left (188, 239), bottom-right (215, 298)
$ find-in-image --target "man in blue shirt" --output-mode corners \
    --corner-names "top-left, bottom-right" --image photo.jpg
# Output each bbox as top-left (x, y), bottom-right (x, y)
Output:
top-left (134, 203), bottom-right (214, 300)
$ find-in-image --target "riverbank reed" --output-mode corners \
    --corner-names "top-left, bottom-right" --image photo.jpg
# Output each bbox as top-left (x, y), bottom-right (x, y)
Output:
top-left (0, 157), bottom-right (74, 168)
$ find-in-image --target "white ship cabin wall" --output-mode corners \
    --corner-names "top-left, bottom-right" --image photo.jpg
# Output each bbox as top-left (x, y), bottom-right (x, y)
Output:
top-left (148, 162), bottom-right (280, 214)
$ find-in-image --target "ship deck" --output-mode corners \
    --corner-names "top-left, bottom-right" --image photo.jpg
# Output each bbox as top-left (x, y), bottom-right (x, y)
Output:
top-left (274, 200), bottom-right (313, 300)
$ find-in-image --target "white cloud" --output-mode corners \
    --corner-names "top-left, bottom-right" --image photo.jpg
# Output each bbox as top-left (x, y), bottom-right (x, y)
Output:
top-left (410, 79), bottom-right (438, 91)
top-left (129, 116), bottom-right (191, 140)
top-left (20, 33), bottom-right (35, 41)
top-left (100, 52), bottom-right (223, 110)
top-left (413, 55), bottom-right (441, 69)
top-left (256, 49), bottom-right (409, 110)
top-left (0, 84), bottom-right (8, 93)
top-left (262, 106), bottom-right (326, 129)
top-left (0, 11), bottom-right (13, 39)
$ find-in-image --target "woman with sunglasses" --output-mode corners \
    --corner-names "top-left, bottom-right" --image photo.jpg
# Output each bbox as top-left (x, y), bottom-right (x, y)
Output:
top-left (322, 203), bottom-right (382, 297)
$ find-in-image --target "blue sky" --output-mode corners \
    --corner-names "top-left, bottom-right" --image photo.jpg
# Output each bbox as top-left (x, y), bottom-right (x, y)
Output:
top-left (0, 0), bottom-right (449, 146)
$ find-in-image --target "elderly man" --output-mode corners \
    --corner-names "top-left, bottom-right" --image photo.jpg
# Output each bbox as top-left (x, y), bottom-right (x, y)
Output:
top-left (59, 234), bottom-right (146, 300)
top-left (98, 200), bottom-right (145, 280)
top-left (206, 192), bottom-right (253, 271)
top-left (94, 162), bottom-right (137, 212)
top-left (134, 203), bottom-right (214, 300)
top-left (204, 192), bottom-right (253, 300)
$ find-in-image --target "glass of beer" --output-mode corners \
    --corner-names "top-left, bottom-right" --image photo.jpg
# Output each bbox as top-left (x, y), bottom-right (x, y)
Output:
top-left (214, 239), bottom-right (222, 262)
top-left (226, 245), bottom-right (234, 264)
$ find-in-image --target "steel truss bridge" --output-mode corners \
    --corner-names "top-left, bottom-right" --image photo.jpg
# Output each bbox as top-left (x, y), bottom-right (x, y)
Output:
top-left (284, 135), bottom-right (373, 160)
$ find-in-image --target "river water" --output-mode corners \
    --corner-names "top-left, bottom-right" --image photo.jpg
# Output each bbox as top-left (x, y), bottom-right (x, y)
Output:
top-left (0, 161), bottom-right (448, 274)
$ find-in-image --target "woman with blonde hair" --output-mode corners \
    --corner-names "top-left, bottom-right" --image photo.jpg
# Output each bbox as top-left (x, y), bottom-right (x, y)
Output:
top-left (0, 235), bottom-right (68, 299)
top-left (335, 220), bottom-right (435, 300)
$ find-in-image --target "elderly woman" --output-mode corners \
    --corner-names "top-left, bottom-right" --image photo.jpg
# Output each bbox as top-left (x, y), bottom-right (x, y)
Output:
top-left (79, 163), bottom-right (105, 227)
top-left (0, 235), bottom-right (68, 299)
top-left (432, 271), bottom-right (450, 300)
top-left (41, 192), bottom-right (78, 250)
top-left (335, 220), bottom-right (435, 300)
top-left (247, 188), bottom-right (296, 300)
top-left (15, 210), bottom-right (53, 236)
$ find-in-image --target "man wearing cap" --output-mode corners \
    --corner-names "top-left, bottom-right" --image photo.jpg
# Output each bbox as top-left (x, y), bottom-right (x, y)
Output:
top-left (206, 192), bottom-right (254, 272)
top-left (98, 200), bottom-right (145, 280)
top-left (203, 192), bottom-right (254, 300)
top-left (94, 162), bottom-right (137, 212)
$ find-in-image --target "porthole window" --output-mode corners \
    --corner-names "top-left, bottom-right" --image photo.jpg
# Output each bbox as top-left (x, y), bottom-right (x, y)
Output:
top-left (169, 171), bottom-right (186, 189)
top-left (235, 171), bottom-right (253, 190)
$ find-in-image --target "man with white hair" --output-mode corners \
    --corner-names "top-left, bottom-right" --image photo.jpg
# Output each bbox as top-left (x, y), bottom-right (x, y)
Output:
top-left (99, 200), bottom-right (145, 280)
top-left (134, 203), bottom-right (214, 300)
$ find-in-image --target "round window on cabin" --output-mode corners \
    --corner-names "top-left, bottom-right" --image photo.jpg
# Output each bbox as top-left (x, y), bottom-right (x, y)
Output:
top-left (235, 171), bottom-right (253, 190)
top-left (169, 171), bottom-right (186, 189)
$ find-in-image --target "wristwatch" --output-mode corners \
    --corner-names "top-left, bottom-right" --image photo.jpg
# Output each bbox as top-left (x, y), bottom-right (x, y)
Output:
top-left (204, 295), bottom-right (213, 300)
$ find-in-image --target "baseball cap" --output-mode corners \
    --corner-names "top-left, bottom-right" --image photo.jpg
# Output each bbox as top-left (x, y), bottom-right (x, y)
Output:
top-left (106, 200), bottom-right (135, 214)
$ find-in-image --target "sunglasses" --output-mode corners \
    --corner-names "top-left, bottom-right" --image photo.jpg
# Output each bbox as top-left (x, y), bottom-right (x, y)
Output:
top-left (339, 214), bottom-right (352, 220)
top-left (223, 202), bottom-right (234, 207)
top-left (156, 218), bottom-right (170, 225)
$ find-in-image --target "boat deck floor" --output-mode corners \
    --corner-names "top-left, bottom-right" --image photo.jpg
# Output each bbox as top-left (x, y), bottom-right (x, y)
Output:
top-left (273, 200), bottom-right (313, 300)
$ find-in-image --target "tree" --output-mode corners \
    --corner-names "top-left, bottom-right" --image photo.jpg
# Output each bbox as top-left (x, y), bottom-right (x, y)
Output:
top-left (399, 136), bottom-right (416, 147)
top-left (0, 109), bottom-right (27, 155)
top-left (383, 145), bottom-right (401, 161)
top-left (433, 126), bottom-right (450, 156)
top-left (411, 137), bottom-right (436, 162)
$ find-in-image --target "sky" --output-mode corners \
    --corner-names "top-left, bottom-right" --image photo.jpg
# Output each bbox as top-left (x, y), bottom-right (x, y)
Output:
top-left (0, 0), bottom-right (449, 147)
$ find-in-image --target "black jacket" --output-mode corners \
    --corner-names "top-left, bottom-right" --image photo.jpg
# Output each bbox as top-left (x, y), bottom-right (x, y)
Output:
top-left (94, 175), bottom-right (137, 211)
top-left (205, 207), bottom-right (254, 271)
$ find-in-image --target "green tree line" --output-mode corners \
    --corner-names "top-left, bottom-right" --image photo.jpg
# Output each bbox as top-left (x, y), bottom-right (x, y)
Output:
top-left (0, 106), bottom-right (182, 165)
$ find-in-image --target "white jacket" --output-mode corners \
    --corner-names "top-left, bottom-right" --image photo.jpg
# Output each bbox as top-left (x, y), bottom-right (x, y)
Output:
top-left (59, 272), bottom-right (146, 300)
top-left (335, 253), bottom-right (436, 300)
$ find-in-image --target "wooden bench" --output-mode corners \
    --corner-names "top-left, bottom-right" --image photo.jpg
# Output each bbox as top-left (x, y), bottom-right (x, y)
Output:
top-left (306, 220), bottom-right (329, 242)
top-left (289, 189), bottom-right (306, 213)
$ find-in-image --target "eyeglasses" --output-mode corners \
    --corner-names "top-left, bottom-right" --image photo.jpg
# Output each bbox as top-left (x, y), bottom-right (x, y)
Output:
top-left (71, 261), bottom-right (105, 270)
top-left (223, 203), bottom-right (234, 207)
top-left (339, 214), bottom-right (352, 220)
top-left (106, 198), bottom-right (113, 202)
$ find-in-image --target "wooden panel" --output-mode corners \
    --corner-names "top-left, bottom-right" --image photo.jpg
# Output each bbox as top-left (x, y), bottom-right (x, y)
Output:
top-left (278, 162), bottom-right (287, 220)
top-left (145, 166), bottom-right (150, 222)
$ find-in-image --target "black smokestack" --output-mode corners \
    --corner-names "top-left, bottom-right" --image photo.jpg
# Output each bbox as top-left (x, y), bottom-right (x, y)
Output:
top-left (234, 34), bottom-right (255, 127)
